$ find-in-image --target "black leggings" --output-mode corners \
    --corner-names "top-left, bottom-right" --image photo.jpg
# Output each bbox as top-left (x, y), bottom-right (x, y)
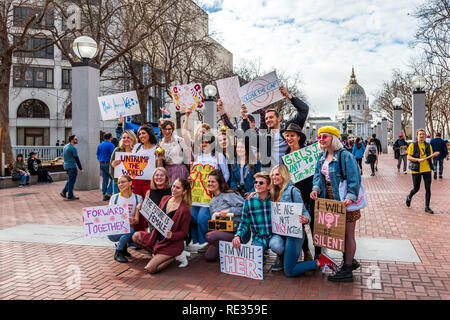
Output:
top-left (409, 172), bottom-right (432, 207)
top-left (356, 158), bottom-right (362, 171)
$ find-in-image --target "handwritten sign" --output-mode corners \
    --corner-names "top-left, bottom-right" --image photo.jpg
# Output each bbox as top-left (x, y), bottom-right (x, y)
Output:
top-left (282, 143), bottom-right (321, 183)
top-left (97, 91), bottom-right (141, 121)
top-left (216, 76), bottom-right (242, 117)
top-left (170, 83), bottom-right (204, 112)
top-left (190, 163), bottom-right (215, 205)
top-left (113, 152), bottom-right (155, 180)
top-left (313, 198), bottom-right (346, 252)
top-left (238, 71), bottom-right (284, 113)
top-left (219, 241), bottom-right (263, 280)
top-left (140, 196), bottom-right (174, 238)
top-left (271, 202), bottom-right (303, 238)
top-left (82, 204), bottom-right (130, 238)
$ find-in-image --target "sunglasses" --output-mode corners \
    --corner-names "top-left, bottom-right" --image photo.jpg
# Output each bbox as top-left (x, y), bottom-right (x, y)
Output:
top-left (254, 181), bottom-right (265, 186)
top-left (317, 135), bottom-right (331, 140)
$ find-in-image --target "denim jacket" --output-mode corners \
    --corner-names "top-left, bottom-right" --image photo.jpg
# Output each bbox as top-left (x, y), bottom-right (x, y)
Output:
top-left (229, 162), bottom-right (262, 193)
top-left (312, 149), bottom-right (361, 202)
top-left (279, 182), bottom-right (311, 222)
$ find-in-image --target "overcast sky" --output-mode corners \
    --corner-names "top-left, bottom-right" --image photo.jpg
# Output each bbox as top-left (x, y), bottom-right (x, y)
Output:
top-left (198, 0), bottom-right (424, 119)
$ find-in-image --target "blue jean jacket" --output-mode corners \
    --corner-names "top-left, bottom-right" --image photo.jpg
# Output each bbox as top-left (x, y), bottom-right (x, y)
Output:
top-left (279, 182), bottom-right (311, 222)
top-left (229, 162), bottom-right (261, 193)
top-left (312, 149), bottom-right (361, 202)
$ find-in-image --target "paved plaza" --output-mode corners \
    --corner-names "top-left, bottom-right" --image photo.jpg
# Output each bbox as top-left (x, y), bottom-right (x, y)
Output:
top-left (0, 152), bottom-right (449, 300)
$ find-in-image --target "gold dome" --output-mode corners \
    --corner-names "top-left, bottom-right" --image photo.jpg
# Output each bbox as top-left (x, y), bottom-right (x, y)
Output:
top-left (341, 67), bottom-right (366, 97)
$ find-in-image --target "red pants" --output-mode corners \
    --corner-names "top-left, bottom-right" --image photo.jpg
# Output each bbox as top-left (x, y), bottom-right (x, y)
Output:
top-left (132, 179), bottom-right (151, 232)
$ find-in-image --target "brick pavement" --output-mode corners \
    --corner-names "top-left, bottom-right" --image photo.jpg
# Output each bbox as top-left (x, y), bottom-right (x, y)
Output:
top-left (0, 152), bottom-right (449, 300)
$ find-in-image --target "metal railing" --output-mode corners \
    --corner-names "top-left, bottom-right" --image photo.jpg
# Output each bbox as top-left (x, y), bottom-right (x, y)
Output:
top-left (12, 146), bottom-right (64, 161)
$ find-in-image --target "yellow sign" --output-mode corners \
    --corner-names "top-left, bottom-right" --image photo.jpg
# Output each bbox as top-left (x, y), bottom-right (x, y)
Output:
top-left (189, 163), bottom-right (215, 204)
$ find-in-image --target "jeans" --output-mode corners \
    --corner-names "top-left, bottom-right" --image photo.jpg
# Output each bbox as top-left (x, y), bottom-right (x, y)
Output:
top-left (397, 155), bottom-right (407, 172)
top-left (409, 172), bottom-right (432, 207)
top-left (433, 158), bottom-right (444, 177)
top-left (107, 227), bottom-right (135, 250)
top-left (190, 206), bottom-right (211, 244)
top-left (100, 163), bottom-right (113, 196)
top-left (20, 173), bottom-right (30, 185)
top-left (204, 230), bottom-right (251, 261)
top-left (251, 238), bottom-right (267, 252)
top-left (270, 234), bottom-right (318, 277)
top-left (62, 168), bottom-right (78, 199)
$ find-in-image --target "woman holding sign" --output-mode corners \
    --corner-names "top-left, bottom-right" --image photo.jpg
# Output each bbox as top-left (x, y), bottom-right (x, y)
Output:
top-left (130, 125), bottom-right (158, 232)
top-left (109, 129), bottom-right (138, 194)
top-left (268, 165), bottom-right (337, 276)
top-left (132, 178), bottom-right (192, 274)
top-left (281, 123), bottom-right (319, 261)
top-left (107, 175), bottom-right (143, 263)
top-left (310, 126), bottom-right (362, 282)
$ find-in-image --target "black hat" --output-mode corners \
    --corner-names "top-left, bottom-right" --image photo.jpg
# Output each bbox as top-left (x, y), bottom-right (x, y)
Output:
top-left (29, 152), bottom-right (37, 157)
top-left (281, 123), bottom-right (306, 143)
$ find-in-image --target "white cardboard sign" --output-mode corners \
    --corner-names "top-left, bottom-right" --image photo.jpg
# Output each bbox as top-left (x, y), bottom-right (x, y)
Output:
top-left (98, 90), bottom-right (141, 121)
top-left (216, 76), bottom-right (242, 117)
top-left (140, 196), bottom-right (174, 238)
top-left (271, 202), bottom-right (303, 238)
top-left (219, 241), bottom-right (263, 280)
top-left (82, 204), bottom-right (130, 238)
top-left (113, 152), bottom-right (155, 180)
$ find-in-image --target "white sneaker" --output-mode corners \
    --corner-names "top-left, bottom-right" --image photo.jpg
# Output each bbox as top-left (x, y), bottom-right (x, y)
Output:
top-left (175, 250), bottom-right (191, 268)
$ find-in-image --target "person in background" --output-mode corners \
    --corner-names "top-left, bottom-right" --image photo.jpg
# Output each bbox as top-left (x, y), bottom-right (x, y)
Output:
top-left (132, 178), bottom-right (192, 274)
top-left (97, 133), bottom-right (116, 201)
top-left (364, 139), bottom-right (378, 177)
top-left (430, 132), bottom-right (449, 180)
top-left (281, 123), bottom-right (317, 261)
top-left (352, 137), bottom-right (365, 175)
top-left (310, 126), bottom-right (362, 282)
top-left (111, 138), bottom-right (119, 148)
top-left (204, 170), bottom-right (249, 261)
top-left (107, 175), bottom-right (143, 263)
top-left (393, 134), bottom-right (409, 174)
top-left (406, 129), bottom-right (440, 214)
top-left (12, 154), bottom-right (30, 187)
top-left (425, 135), bottom-right (431, 144)
top-left (229, 140), bottom-right (261, 198)
top-left (60, 135), bottom-right (83, 200)
top-left (371, 133), bottom-right (382, 171)
top-left (268, 165), bottom-right (338, 276)
top-left (110, 129), bottom-right (139, 194)
top-left (56, 140), bottom-right (60, 146)
top-left (232, 173), bottom-right (272, 252)
top-left (27, 152), bottom-right (50, 183)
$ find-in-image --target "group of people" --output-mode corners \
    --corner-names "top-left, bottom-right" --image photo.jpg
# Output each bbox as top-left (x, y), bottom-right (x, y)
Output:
top-left (343, 134), bottom-right (381, 177)
top-left (64, 86), bottom-right (364, 283)
top-left (12, 152), bottom-right (53, 187)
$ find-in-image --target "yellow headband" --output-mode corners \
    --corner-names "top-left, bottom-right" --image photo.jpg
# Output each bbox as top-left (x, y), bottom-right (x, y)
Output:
top-left (317, 126), bottom-right (340, 139)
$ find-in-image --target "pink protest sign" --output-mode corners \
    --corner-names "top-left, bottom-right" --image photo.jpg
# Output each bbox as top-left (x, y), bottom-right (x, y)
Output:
top-left (238, 71), bottom-right (284, 114)
top-left (82, 204), bottom-right (130, 238)
top-left (170, 83), bottom-right (204, 112)
top-left (219, 241), bottom-right (263, 280)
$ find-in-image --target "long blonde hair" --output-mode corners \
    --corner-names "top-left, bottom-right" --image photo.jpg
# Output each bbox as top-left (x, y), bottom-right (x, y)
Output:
top-left (270, 164), bottom-right (291, 202)
top-left (150, 167), bottom-right (170, 190)
top-left (174, 178), bottom-right (192, 208)
top-left (119, 130), bottom-right (138, 150)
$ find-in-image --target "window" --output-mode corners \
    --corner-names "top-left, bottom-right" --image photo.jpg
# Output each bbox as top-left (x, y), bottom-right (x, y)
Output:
top-left (13, 6), bottom-right (54, 29)
top-left (352, 105), bottom-right (355, 110)
top-left (357, 105), bottom-right (360, 110)
top-left (346, 105), bottom-right (349, 110)
top-left (13, 66), bottom-right (54, 88)
top-left (60, 39), bottom-right (74, 60)
top-left (13, 37), bottom-right (54, 59)
top-left (17, 99), bottom-right (50, 118)
top-left (62, 69), bottom-right (71, 89)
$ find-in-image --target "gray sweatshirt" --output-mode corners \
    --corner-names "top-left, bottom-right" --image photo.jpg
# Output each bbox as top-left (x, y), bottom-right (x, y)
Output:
top-left (209, 192), bottom-right (245, 223)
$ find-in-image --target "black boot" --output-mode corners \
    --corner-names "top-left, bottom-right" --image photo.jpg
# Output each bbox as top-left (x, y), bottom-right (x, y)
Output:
top-left (114, 250), bottom-right (128, 263)
top-left (328, 264), bottom-right (353, 282)
top-left (342, 253), bottom-right (360, 270)
top-left (123, 244), bottom-right (131, 257)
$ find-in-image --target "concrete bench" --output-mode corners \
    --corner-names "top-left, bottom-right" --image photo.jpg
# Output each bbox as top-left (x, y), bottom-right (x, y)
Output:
top-left (0, 172), bottom-right (67, 189)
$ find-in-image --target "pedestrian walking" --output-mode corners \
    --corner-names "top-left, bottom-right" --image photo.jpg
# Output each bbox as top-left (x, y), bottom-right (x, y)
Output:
top-left (430, 132), bottom-right (449, 180)
top-left (406, 129), bottom-right (440, 214)
top-left (97, 133), bottom-right (116, 201)
top-left (364, 139), bottom-right (378, 176)
top-left (393, 134), bottom-right (409, 174)
top-left (371, 134), bottom-right (382, 171)
top-left (60, 135), bottom-right (83, 200)
top-left (310, 126), bottom-right (362, 282)
top-left (352, 137), bottom-right (365, 175)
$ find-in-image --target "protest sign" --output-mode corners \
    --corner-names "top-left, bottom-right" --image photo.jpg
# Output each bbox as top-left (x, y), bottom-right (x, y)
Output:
top-left (190, 163), bottom-right (215, 205)
top-left (313, 198), bottom-right (347, 252)
top-left (83, 204), bottom-right (130, 238)
top-left (238, 71), bottom-right (284, 113)
top-left (216, 76), bottom-right (242, 117)
top-left (170, 83), bottom-right (204, 112)
top-left (140, 196), bottom-right (174, 238)
top-left (271, 202), bottom-right (303, 238)
top-left (219, 241), bottom-right (263, 280)
top-left (282, 143), bottom-right (321, 183)
top-left (113, 152), bottom-right (155, 180)
top-left (97, 91), bottom-right (141, 121)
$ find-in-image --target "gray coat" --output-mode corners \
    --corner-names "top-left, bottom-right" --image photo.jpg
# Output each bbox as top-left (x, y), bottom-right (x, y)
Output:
top-left (209, 192), bottom-right (245, 224)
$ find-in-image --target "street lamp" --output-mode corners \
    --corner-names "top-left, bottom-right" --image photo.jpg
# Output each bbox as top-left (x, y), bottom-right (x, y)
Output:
top-left (410, 75), bottom-right (426, 136)
top-left (70, 36), bottom-right (101, 190)
top-left (392, 97), bottom-right (402, 140)
top-left (305, 122), bottom-right (311, 140)
top-left (203, 84), bottom-right (218, 129)
top-left (347, 115), bottom-right (354, 135)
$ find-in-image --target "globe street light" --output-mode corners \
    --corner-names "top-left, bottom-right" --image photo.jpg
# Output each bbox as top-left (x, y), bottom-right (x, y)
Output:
top-left (411, 75), bottom-right (426, 136)
top-left (204, 84), bottom-right (217, 100)
top-left (70, 36), bottom-right (101, 190)
top-left (203, 84), bottom-right (218, 129)
top-left (392, 97), bottom-right (402, 140)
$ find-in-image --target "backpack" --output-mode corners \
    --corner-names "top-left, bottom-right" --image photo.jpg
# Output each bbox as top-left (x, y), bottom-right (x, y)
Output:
top-left (368, 145), bottom-right (377, 155)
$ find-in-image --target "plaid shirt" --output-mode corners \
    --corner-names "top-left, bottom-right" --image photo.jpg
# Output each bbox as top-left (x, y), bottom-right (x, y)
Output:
top-left (236, 194), bottom-right (272, 247)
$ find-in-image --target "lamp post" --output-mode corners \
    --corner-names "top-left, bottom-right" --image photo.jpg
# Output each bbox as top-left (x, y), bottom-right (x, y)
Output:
top-left (392, 97), bottom-right (402, 141)
top-left (411, 75), bottom-right (426, 136)
top-left (203, 84), bottom-right (217, 130)
top-left (305, 122), bottom-right (311, 140)
top-left (342, 118), bottom-right (347, 135)
top-left (71, 36), bottom-right (101, 190)
top-left (312, 125), bottom-right (317, 140)
top-left (381, 117), bottom-right (388, 153)
top-left (347, 115), bottom-right (353, 136)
